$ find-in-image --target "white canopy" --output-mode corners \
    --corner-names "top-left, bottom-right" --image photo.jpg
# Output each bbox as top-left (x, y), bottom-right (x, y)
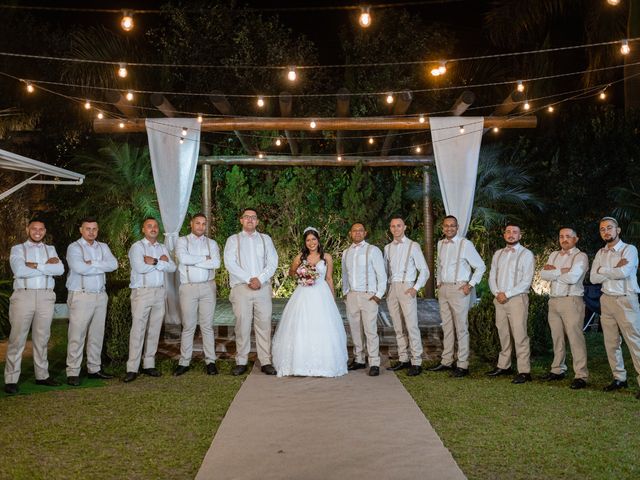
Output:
top-left (0, 147), bottom-right (84, 200)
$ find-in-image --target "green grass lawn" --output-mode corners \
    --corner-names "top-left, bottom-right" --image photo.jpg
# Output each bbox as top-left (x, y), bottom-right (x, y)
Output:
top-left (0, 320), bottom-right (244, 480)
top-left (400, 332), bottom-right (640, 480)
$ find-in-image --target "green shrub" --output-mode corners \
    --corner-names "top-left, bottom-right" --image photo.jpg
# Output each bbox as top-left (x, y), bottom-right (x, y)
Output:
top-left (469, 292), bottom-right (552, 362)
top-left (0, 280), bottom-right (11, 339)
top-left (104, 287), bottom-right (132, 364)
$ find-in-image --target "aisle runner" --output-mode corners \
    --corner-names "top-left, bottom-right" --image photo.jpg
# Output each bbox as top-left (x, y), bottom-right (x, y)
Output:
top-left (196, 366), bottom-right (466, 480)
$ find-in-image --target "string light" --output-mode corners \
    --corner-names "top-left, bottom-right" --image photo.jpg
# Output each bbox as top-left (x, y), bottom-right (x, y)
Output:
top-left (117, 63), bottom-right (128, 78)
top-left (309, 120), bottom-right (317, 129)
top-left (84, 100), bottom-right (91, 110)
top-left (523, 101), bottom-right (531, 111)
top-left (337, 155), bottom-right (342, 161)
top-left (125, 90), bottom-right (134, 101)
top-left (118, 121), bottom-right (125, 129)
top-left (258, 153), bottom-right (264, 159)
top-left (547, 105), bottom-right (555, 113)
top-left (275, 138), bottom-right (282, 146)
top-left (418, 114), bottom-right (425, 124)
top-left (438, 61), bottom-right (447, 75)
top-left (517, 80), bottom-right (525, 92)
top-left (415, 146), bottom-right (422, 153)
top-left (181, 127), bottom-right (188, 136)
top-left (358, 6), bottom-right (371, 28)
top-left (257, 96), bottom-right (265, 108)
top-left (287, 66), bottom-right (297, 82)
top-left (493, 127), bottom-right (499, 133)
top-left (607, 0), bottom-right (620, 5)
top-left (368, 137), bottom-right (374, 144)
top-left (459, 126), bottom-right (465, 134)
top-left (97, 112), bottom-right (104, 119)
top-left (599, 90), bottom-right (607, 100)
top-left (25, 81), bottom-right (34, 93)
top-left (179, 138), bottom-right (184, 144)
top-left (197, 114), bottom-right (203, 123)
top-left (430, 65), bottom-right (441, 76)
top-left (621, 40), bottom-right (630, 55)
top-left (120, 10), bottom-right (134, 32)
top-left (386, 94), bottom-right (394, 104)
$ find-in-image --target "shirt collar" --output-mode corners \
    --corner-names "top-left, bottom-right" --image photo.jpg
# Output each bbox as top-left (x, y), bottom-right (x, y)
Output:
top-left (351, 240), bottom-right (368, 249)
top-left (393, 236), bottom-right (407, 245)
top-left (443, 235), bottom-right (461, 244)
top-left (79, 237), bottom-right (98, 248)
top-left (240, 230), bottom-right (259, 238)
top-left (25, 240), bottom-right (44, 247)
top-left (560, 247), bottom-right (578, 256)
top-left (606, 240), bottom-right (626, 252)
top-left (142, 237), bottom-right (160, 247)
top-left (189, 233), bottom-right (207, 241)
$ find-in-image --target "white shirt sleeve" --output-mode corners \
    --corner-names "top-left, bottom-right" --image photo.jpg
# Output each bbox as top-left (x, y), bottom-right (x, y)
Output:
top-left (466, 242), bottom-right (486, 287)
top-left (257, 235), bottom-right (278, 284)
top-left (412, 244), bottom-right (429, 291)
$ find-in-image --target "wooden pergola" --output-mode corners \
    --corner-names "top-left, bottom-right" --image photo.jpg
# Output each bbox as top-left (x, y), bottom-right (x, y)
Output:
top-left (94, 89), bottom-right (536, 297)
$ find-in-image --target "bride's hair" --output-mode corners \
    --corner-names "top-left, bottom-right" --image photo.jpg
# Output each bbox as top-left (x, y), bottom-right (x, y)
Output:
top-left (301, 230), bottom-right (325, 262)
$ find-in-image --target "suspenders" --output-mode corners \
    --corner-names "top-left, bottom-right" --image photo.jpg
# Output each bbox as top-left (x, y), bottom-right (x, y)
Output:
top-left (76, 240), bottom-right (106, 291)
top-left (235, 233), bottom-right (267, 270)
top-left (549, 250), bottom-right (587, 296)
top-left (599, 245), bottom-right (631, 294)
top-left (386, 240), bottom-right (416, 283)
top-left (21, 242), bottom-right (52, 289)
top-left (186, 236), bottom-right (213, 283)
top-left (438, 238), bottom-right (469, 283)
top-left (494, 247), bottom-right (527, 292)
top-left (349, 244), bottom-right (373, 292)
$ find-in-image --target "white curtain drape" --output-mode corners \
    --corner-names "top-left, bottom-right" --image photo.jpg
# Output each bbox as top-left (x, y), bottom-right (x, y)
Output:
top-left (430, 116), bottom-right (484, 237)
top-left (146, 118), bottom-right (201, 324)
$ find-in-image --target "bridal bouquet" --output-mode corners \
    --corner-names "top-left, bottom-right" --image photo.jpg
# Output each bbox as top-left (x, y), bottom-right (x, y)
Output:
top-left (296, 260), bottom-right (320, 286)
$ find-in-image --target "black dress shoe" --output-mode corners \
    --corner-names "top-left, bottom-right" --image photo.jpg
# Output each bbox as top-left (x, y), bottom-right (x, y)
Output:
top-left (511, 373), bottom-right (532, 384)
top-left (451, 367), bottom-right (469, 378)
top-left (427, 363), bottom-right (453, 372)
top-left (4, 383), bottom-right (18, 394)
top-left (67, 376), bottom-right (80, 386)
top-left (486, 368), bottom-right (512, 377)
top-left (88, 370), bottom-right (114, 380)
top-left (348, 361), bottom-right (366, 371)
top-left (603, 379), bottom-right (628, 392)
top-left (541, 372), bottom-right (566, 381)
top-left (406, 365), bottom-right (422, 377)
top-left (570, 378), bottom-right (587, 390)
top-left (35, 377), bottom-right (61, 387)
top-left (173, 365), bottom-right (190, 377)
top-left (386, 361), bottom-right (411, 372)
top-left (123, 372), bottom-right (138, 383)
top-left (232, 365), bottom-right (248, 376)
top-left (141, 368), bottom-right (161, 377)
top-left (206, 363), bottom-right (219, 375)
top-left (261, 364), bottom-right (277, 375)
top-left (368, 366), bottom-right (380, 377)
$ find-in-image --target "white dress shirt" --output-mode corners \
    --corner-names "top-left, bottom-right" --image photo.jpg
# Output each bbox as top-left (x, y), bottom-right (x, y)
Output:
top-left (489, 243), bottom-right (535, 298)
top-left (223, 230), bottom-right (278, 288)
top-left (341, 241), bottom-right (387, 298)
top-left (10, 241), bottom-right (64, 290)
top-left (590, 240), bottom-right (640, 295)
top-left (129, 238), bottom-right (177, 288)
top-left (436, 236), bottom-right (486, 286)
top-left (540, 248), bottom-right (588, 297)
top-left (66, 238), bottom-right (118, 292)
top-left (384, 236), bottom-right (430, 290)
top-left (175, 233), bottom-right (221, 284)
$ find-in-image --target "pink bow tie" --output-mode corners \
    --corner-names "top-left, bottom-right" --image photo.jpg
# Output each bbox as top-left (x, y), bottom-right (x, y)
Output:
top-left (443, 239), bottom-right (454, 244)
top-left (559, 250), bottom-right (570, 256)
top-left (504, 246), bottom-right (516, 253)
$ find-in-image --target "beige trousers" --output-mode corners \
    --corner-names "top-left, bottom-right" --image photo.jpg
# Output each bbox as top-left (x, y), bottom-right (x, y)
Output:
top-left (438, 283), bottom-right (472, 369)
top-left (600, 294), bottom-right (640, 386)
top-left (345, 291), bottom-right (380, 367)
top-left (127, 287), bottom-right (166, 372)
top-left (548, 296), bottom-right (588, 379)
top-left (4, 289), bottom-right (56, 384)
top-left (386, 282), bottom-right (423, 365)
top-left (66, 291), bottom-right (108, 376)
top-left (230, 283), bottom-right (273, 366)
top-left (494, 294), bottom-right (531, 374)
top-left (178, 282), bottom-right (217, 366)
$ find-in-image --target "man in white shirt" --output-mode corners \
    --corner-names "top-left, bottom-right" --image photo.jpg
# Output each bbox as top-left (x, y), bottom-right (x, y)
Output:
top-left (486, 224), bottom-right (535, 384)
top-left (429, 215), bottom-right (486, 377)
top-left (224, 208), bottom-right (279, 376)
top-left (590, 217), bottom-right (640, 398)
top-left (174, 213), bottom-right (220, 376)
top-left (540, 227), bottom-right (589, 390)
top-left (4, 218), bottom-right (64, 395)
top-left (341, 222), bottom-right (387, 377)
top-left (124, 217), bottom-right (177, 383)
top-left (66, 217), bottom-right (118, 386)
top-left (384, 216), bottom-right (429, 377)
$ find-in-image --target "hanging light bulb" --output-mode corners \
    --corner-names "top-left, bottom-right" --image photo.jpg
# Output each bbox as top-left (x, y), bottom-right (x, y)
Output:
top-left (599, 90), bottom-right (607, 100)
top-left (415, 146), bottom-right (422, 153)
top-left (430, 66), bottom-right (441, 76)
top-left (275, 138), bottom-right (282, 146)
top-left (287, 67), bottom-right (297, 82)
top-left (493, 127), bottom-right (499, 133)
top-left (358, 6), bottom-right (371, 28)
top-left (337, 155), bottom-right (343, 161)
top-left (84, 100), bottom-right (91, 110)
top-left (459, 126), bottom-right (465, 134)
top-left (181, 127), bottom-right (188, 136)
top-left (257, 96), bottom-right (265, 108)
top-left (25, 82), bottom-right (34, 93)
top-left (418, 114), bottom-right (425, 124)
top-left (368, 137), bottom-right (374, 145)
top-left (438, 61), bottom-right (447, 75)
top-left (621, 39), bottom-right (630, 55)
top-left (547, 105), bottom-right (555, 113)
top-left (517, 80), bottom-right (525, 92)
top-left (125, 90), bottom-right (134, 101)
top-left (523, 101), bottom-right (531, 111)
top-left (607, 0), bottom-right (620, 5)
top-left (117, 63), bottom-right (128, 78)
top-left (197, 114), bottom-right (203, 123)
top-left (258, 153), bottom-right (264, 159)
top-left (310, 120), bottom-right (317, 129)
top-left (179, 138), bottom-right (184, 144)
top-left (386, 94), bottom-right (394, 104)
top-left (120, 10), bottom-right (134, 32)
top-left (118, 121), bottom-right (125, 129)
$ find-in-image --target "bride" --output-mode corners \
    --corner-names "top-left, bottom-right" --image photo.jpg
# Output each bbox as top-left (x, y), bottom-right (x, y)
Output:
top-left (272, 227), bottom-right (348, 377)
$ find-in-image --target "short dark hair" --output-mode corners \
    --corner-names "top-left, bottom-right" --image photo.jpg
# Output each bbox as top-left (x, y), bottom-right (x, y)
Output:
top-left (443, 215), bottom-right (458, 225)
top-left (28, 217), bottom-right (46, 227)
top-left (191, 212), bottom-right (207, 221)
top-left (504, 222), bottom-right (521, 230)
top-left (79, 216), bottom-right (98, 226)
top-left (350, 221), bottom-right (366, 230)
top-left (240, 208), bottom-right (258, 217)
top-left (558, 226), bottom-right (578, 236)
top-left (389, 215), bottom-right (405, 223)
top-left (142, 216), bottom-right (158, 225)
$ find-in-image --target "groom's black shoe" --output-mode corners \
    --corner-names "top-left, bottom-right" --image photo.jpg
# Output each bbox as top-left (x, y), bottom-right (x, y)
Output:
top-left (386, 361), bottom-right (411, 372)
top-left (232, 365), bottom-right (248, 376)
top-left (173, 365), bottom-right (190, 377)
top-left (348, 361), bottom-right (366, 371)
top-left (206, 363), bottom-right (219, 376)
top-left (368, 366), bottom-right (380, 377)
top-left (427, 363), bottom-right (453, 372)
top-left (407, 365), bottom-right (422, 377)
top-left (261, 364), bottom-right (277, 375)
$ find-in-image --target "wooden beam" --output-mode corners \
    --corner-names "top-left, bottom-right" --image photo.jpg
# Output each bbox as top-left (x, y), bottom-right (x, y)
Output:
top-left (198, 155), bottom-right (434, 167)
top-left (449, 90), bottom-right (475, 116)
top-left (150, 94), bottom-right (178, 117)
top-left (105, 91), bottom-right (137, 118)
top-left (483, 91), bottom-right (525, 135)
top-left (209, 91), bottom-right (256, 154)
top-left (335, 88), bottom-right (350, 156)
top-left (94, 115), bottom-right (537, 133)
top-left (380, 90), bottom-right (413, 156)
top-left (279, 92), bottom-right (299, 156)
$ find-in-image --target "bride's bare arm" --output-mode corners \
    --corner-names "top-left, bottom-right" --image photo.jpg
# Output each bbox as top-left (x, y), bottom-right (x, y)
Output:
top-left (289, 254), bottom-right (302, 277)
top-left (325, 254), bottom-right (335, 296)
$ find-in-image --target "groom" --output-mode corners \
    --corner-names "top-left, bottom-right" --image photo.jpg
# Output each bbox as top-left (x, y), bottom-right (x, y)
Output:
top-left (342, 222), bottom-right (387, 376)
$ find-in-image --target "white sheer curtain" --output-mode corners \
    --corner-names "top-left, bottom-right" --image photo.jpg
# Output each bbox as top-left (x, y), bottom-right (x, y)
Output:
top-left (146, 118), bottom-right (201, 324)
top-left (430, 116), bottom-right (484, 237)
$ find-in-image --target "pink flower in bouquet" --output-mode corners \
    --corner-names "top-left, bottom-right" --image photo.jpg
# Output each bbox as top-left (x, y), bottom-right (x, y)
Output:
top-left (296, 260), bottom-right (320, 287)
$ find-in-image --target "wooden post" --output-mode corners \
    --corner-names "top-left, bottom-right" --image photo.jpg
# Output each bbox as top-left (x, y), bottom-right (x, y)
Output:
top-left (279, 92), bottom-right (300, 156)
top-left (423, 165), bottom-right (435, 298)
top-left (202, 164), bottom-right (212, 235)
top-left (209, 91), bottom-right (256, 154)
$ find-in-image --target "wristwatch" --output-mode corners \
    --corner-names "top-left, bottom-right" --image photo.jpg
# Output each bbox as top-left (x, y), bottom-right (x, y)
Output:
top-left (153, 258), bottom-right (158, 265)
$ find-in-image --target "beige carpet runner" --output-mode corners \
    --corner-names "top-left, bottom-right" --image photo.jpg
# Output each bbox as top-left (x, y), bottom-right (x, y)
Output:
top-left (196, 365), bottom-right (466, 480)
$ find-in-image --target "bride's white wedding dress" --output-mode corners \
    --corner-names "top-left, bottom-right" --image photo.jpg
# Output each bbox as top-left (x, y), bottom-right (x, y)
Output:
top-left (272, 260), bottom-right (348, 377)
